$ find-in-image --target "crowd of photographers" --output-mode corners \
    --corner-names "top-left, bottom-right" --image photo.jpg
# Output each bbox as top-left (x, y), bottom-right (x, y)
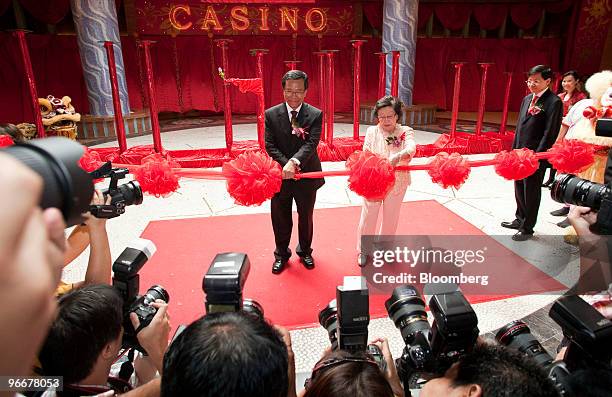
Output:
top-left (1, 136), bottom-right (612, 397)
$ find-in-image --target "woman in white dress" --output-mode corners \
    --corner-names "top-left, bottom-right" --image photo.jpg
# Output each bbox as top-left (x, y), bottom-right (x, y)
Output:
top-left (357, 96), bottom-right (416, 266)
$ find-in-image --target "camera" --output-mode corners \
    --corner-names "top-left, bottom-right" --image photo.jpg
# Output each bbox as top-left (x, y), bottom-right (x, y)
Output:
top-left (89, 162), bottom-right (143, 219)
top-left (0, 137), bottom-right (93, 226)
top-left (385, 285), bottom-right (478, 388)
top-left (497, 294), bottom-right (612, 394)
top-left (202, 252), bottom-right (263, 319)
top-left (112, 238), bottom-right (169, 352)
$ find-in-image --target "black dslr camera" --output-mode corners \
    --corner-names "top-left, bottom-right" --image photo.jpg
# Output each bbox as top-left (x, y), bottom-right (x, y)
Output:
top-left (497, 294), bottom-right (612, 395)
top-left (318, 277), bottom-right (386, 370)
top-left (89, 162), bottom-right (143, 219)
top-left (385, 285), bottom-right (479, 389)
top-left (203, 252), bottom-right (263, 319)
top-left (112, 239), bottom-right (169, 352)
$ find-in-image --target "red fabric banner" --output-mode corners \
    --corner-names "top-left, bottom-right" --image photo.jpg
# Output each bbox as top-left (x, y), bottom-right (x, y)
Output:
top-left (363, 2), bottom-right (383, 31)
top-left (434, 4), bottom-right (472, 31)
top-left (473, 5), bottom-right (508, 31)
top-left (510, 3), bottom-right (543, 30)
top-left (17, 0), bottom-right (70, 25)
top-left (0, 0), bottom-right (10, 15)
top-left (568, 0), bottom-right (612, 75)
top-left (417, 4), bottom-right (433, 29)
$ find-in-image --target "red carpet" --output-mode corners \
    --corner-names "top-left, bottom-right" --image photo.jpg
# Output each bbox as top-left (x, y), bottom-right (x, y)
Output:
top-left (139, 200), bottom-right (565, 330)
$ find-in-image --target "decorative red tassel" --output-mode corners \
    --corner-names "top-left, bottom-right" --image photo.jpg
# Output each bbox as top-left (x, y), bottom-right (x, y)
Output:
top-left (547, 140), bottom-right (595, 174)
top-left (494, 148), bottom-right (539, 180)
top-left (132, 153), bottom-right (180, 197)
top-left (428, 152), bottom-right (471, 189)
top-left (79, 146), bottom-right (103, 173)
top-left (346, 151), bottom-right (395, 200)
top-left (0, 135), bottom-right (14, 147)
top-left (222, 151), bottom-right (282, 206)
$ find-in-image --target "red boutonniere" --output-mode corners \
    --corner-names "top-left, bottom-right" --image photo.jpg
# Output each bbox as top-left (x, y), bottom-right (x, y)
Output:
top-left (528, 103), bottom-right (544, 116)
top-left (291, 119), bottom-right (309, 140)
top-left (385, 131), bottom-right (406, 148)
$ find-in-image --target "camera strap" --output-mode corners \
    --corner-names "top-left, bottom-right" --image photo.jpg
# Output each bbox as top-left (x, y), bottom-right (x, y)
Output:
top-left (118, 349), bottom-right (136, 382)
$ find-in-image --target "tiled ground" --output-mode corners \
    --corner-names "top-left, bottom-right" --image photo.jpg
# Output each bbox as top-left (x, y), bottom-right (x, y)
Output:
top-left (65, 121), bottom-right (572, 378)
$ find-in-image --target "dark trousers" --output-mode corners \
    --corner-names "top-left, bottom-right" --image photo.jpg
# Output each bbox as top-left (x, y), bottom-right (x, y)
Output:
top-left (271, 181), bottom-right (317, 260)
top-left (514, 163), bottom-right (546, 234)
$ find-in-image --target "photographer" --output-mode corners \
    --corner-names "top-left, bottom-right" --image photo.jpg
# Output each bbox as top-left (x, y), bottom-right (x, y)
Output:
top-left (419, 344), bottom-right (559, 397)
top-left (38, 284), bottom-right (170, 396)
top-left (58, 190), bottom-right (112, 294)
top-left (301, 338), bottom-right (402, 397)
top-left (0, 152), bottom-right (66, 380)
top-left (161, 311), bottom-right (290, 397)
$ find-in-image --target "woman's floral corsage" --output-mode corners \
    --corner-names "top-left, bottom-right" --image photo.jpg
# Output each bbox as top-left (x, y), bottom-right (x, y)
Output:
top-left (385, 131), bottom-right (406, 147)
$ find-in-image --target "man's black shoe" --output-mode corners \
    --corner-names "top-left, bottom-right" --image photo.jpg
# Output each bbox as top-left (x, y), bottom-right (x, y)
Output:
top-left (512, 231), bottom-right (533, 241)
top-left (272, 259), bottom-right (288, 274)
top-left (300, 255), bottom-right (315, 269)
top-left (557, 218), bottom-right (571, 228)
top-left (550, 207), bottom-right (569, 216)
top-left (501, 220), bottom-right (521, 230)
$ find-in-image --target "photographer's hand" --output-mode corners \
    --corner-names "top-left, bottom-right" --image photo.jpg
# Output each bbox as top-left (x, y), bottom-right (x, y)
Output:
top-left (274, 326), bottom-right (297, 397)
top-left (83, 190), bottom-right (112, 285)
top-left (568, 205), bottom-right (598, 237)
top-left (371, 337), bottom-right (404, 397)
top-left (131, 300), bottom-right (171, 375)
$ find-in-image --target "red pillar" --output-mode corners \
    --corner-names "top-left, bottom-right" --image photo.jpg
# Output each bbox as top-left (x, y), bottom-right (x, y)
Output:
top-left (449, 62), bottom-right (465, 139)
top-left (475, 63), bottom-right (493, 136)
top-left (499, 72), bottom-right (513, 135)
top-left (103, 41), bottom-right (127, 153)
top-left (14, 30), bottom-right (45, 138)
top-left (350, 39), bottom-right (367, 140)
top-left (375, 52), bottom-right (387, 99)
top-left (391, 50), bottom-right (401, 97)
top-left (325, 50), bottom-right (338, 145)
top-left (139, 40), bottom-right (163, 153)
top-left (314, 51), bottom-right (327, 141)
top-left (215, 39), bottom-right (233, 153)
top-left (250, 49), bottom-right (269, 150)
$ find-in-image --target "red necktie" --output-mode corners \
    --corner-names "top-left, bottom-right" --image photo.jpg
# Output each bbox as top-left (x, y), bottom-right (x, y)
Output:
top-left (290, 110), bottom-right (298, 127)
top-left (528, 95), bottom-right (539, 114)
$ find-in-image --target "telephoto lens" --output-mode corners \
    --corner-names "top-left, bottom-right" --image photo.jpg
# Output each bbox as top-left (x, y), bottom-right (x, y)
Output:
top-left (495, 320), bottom-right (554, 368)
top-left (318, 299), bottom-right (339, 350)
top-left (550, 173), bottom-right (609, 210)
top-left (1, 137), bottom-right (93, 226)
top-left (141, 285), bottom-right (170, 306)
top-left (385, 285), bottom-right (431, 343)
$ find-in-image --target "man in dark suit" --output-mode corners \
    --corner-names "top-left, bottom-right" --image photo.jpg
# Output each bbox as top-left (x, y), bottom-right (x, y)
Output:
top-left (265, 70), bottom-right (324, 274)
top-left (502, 65), bottom-right (563, 241)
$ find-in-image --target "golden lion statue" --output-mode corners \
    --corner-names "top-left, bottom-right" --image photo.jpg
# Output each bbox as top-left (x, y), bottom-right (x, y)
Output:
top-left (17, 95), bottom-right (81, 140)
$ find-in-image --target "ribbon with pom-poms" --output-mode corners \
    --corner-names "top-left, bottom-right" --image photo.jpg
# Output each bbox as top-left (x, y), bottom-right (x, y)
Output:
top-left (427, 152), bottom-right (471, 189)
top-left (222, 151), bottom-right (282, 206)
top-left (494, 148), bottom-right (539, 180)
top-left (346, 150), bottom-right (395, 200)
top-left (547, 140), bottom-right (595, 174)
top-left (132, 153), bottom-right (180, 197)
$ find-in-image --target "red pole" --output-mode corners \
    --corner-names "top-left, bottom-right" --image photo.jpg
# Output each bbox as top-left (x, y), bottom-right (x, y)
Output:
top-left (350, 40), bottom-right (367, 140)
top-left (475, 63), bottom-right (493, 136)
top-left (215, 39), bottom-right (233, 153)
top-left (325, 50), bottom-right (338, 145)
top-left (139, 40), bottom-right (163, 153)
top-left (391, 50), bottom-right (400, 97)
top-left (103, 41), bottom-right (127, 153)
top-left (449, 62), bottom-right (465, 140)
top-left (375, 52), bottom-right (387, 98)
top-left (14, 30), bottom-right (45, 138)
top-left (314, 51), bottom-right (327, 141)
top-left (250, 49), bottom-right (269, 150)
top-left (499, 72), bottom-right (513, 135)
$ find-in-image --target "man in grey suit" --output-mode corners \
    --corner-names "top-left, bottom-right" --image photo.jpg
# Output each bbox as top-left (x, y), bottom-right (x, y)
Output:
top-left (502, 65), bottom-right (563, 241)
top-left (265, 70), bottom-right (324, 274)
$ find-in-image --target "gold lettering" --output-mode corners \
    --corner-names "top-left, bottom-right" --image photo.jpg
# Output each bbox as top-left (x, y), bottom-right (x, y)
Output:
top-left (200, 5), bottom-right (223, 31)
top-left (279, 7), bottom-right (298, 32)
top-left (258, 7), bottom-right (270, 31)
top-left (169, 5), bottom-right (192, 31)
top-left (230, 6), bottom-right (250, 31)
top-left (305, 8), bottom-right (326, 32)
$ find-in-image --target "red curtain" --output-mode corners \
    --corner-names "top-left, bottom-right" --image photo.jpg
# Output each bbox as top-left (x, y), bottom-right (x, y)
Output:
top-left (0, 0), bottom-right (10, 15)
top-left (1, 33), bottom-right (562, 124)
top-left (17, 0), bottom-right (70, 25)
top-left (510, 4), bottom-right (543, 30)
top-left (363, 2), bottom-right (383, 31)
top-left (473, 5), bottom-right (508, 31)
top-left (417, 4), bottom-right (433, 29)
top-left (434, 4), bottom-right (472, 31)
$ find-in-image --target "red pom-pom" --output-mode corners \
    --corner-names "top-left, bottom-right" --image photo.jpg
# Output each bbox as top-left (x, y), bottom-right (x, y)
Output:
top-left (494, 148), bottom-right (539, 180)
top-left (0, 135), bottom-right (14, 147)
top-left (346, 151), bottom-right (395, 200)
top-left (583, 106), bottom-right (598, 119)
top-left (547, 140), bottom-right (595, 174)
top-left (222, 151), bottom-right (282, 206)
top-left (132, 153), bottom-right (180, 197)
top-left (427, 152), bottom-right (471, 189)
top-left (79, 146), bottom-right (103, 173)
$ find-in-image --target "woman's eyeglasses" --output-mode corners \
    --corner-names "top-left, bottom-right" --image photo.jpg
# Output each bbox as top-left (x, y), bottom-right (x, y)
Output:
top-left (377, 114), bottom-right (397, 121)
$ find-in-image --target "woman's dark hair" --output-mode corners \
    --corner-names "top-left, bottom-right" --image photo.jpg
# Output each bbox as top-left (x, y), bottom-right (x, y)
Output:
top-left (562, 70), bottom-right (581, 82)
top-left (303, 350), bottom-right (394, 397)
top-left (373, 95), bottom-right (403, 118)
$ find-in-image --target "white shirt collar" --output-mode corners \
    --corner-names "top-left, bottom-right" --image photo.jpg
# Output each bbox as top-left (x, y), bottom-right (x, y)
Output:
top-left (533, 87), bottom-right (548, 98)
top-left (285, 102), bottom-right (303, 122)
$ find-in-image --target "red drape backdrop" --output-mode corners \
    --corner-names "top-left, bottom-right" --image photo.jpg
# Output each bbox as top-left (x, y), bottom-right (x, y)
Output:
top-left (1, 33), bottom-right (561, 124)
